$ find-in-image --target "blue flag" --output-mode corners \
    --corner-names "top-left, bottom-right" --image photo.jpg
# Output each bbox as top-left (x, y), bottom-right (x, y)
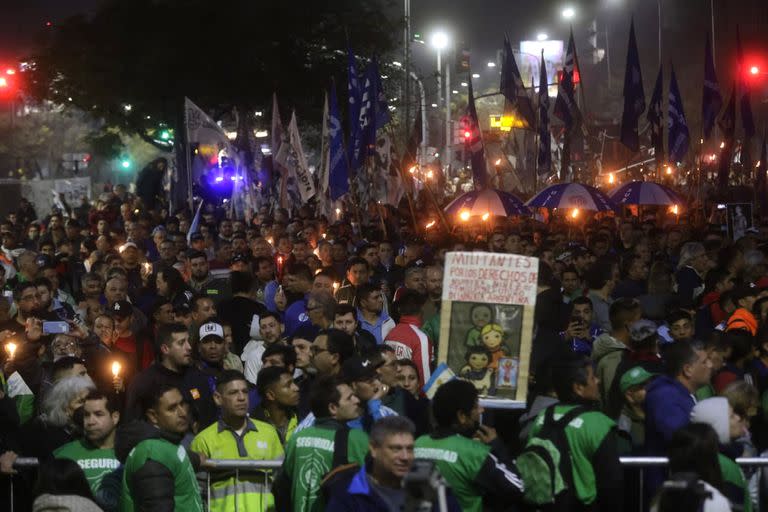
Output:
top-left (702, 35), bottom-right (722, 140)
top-left (647, 66), bottom-right (664, 161)
top-left (328, 81), bottom-right (350, 200)
top-left (467, 76), bottom-right (489, 189)
top-left (620, 19), bottom-right (646, 152)
top-left (554, 29), bottom-right (581, 130)
top-left (537, 49), bottom-right (551, 174)
top-left (668, 67), bottom-right (690, 163)
top-left (717, 83), bottom-right (736, 188)
top-left (347, 47), bottom-right (362, 175)
top-left (356, 55), bottom-right (390, 164)
top-left (501, 35), bottom-right (535, 129)
top-left (736, 27), bottom-right (756, 139)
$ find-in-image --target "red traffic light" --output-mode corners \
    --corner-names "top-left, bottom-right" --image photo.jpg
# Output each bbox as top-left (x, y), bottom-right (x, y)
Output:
top-left (463, 130), bottom-right (471, 139)
top-left (751, 65), bottom-right (760, 75)
top-left (0, 78), bottom-right (7, 88)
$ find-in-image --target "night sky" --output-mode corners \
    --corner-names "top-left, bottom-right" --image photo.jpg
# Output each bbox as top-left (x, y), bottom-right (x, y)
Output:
top-left (2, 0), bottom-right (768, 123)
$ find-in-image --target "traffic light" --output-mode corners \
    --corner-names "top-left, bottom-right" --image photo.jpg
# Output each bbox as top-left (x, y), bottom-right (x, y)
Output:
top-left (120, 157), bottom-right (131, 170)
top-left (458, 116), bottom-right (472, 144)
top-left (0, 68), bottom-right (16, 97)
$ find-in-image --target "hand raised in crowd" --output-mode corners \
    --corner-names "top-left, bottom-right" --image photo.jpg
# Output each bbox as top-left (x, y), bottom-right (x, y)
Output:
top-left (274, 286), bottom-right (287, 312)
top-left (67, 319), bottom-right (89, 340)
top-left (564, 319), bottom-right (588, 340)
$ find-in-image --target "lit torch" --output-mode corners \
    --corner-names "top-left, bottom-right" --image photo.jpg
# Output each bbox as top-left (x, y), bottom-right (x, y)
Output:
top-left (111, 361), bottom-right (121, 378)
top-left (571, 209), bottom-right (580, 219)
top-left (332, 282), bottom-right (340, 293)
top-left (5, 342), bottom-right (17, 360)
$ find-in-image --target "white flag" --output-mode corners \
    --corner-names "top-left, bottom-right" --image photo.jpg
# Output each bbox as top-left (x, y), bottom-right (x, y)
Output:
top-left (184, 98), bottom-right (237, 162)
top-left (275, 111), bottom-right (315, 202)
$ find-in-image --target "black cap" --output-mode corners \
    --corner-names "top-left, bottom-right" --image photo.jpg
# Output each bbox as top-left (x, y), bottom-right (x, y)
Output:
top-left (190, 232), bottom-right (204, 242)
top-left (342, 355), bottom-right (379, 382)
top-left (110, 300), bottom-right (133, 318)
top-left (231, 253), bottom-right (249, 265)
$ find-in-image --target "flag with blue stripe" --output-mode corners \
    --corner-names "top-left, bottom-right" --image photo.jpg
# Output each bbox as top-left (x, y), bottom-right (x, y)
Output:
top-left (347, 46), bottom-right (362, 176)
top-left (667, 68), bottom-right (690, 163)
top-left (647, 66), bottom-right (663, 161)
top-left (467, 76), bottom-right (489, 189)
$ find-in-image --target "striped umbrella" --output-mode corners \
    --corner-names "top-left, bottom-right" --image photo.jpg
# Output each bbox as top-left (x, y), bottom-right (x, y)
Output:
top-left (526, 183), bottom-right (617, 211)
top-left (444, 188), bottom-right (530, 219)
top-left (608, 181), bottom-right (682, 206)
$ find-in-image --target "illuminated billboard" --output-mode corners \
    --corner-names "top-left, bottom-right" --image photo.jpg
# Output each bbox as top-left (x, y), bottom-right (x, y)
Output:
top-left (518, 40), bottom-right (564, 97)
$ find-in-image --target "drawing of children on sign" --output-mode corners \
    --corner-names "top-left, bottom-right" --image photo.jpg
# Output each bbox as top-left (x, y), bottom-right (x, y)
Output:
top-left (459, 347), bottom-right (494, 395)
top-left (445, 301), bottom-right (523, 399)
top-left (480, 323), bottom-right (509, 370)
top-left (465, 303), bottom-right (494, 347)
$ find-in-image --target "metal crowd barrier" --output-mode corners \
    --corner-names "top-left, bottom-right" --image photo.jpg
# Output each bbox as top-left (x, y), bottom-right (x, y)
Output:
top-left (8, 456), bottom-right (768, 512)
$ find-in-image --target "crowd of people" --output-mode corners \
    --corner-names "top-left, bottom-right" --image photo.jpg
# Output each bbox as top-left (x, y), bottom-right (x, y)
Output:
top-left (0, 186), bottom-right (767, 512)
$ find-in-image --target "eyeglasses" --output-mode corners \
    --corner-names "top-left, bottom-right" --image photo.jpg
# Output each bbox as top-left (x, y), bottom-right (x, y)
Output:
top-left (310, 346), bottom-right (328, 355)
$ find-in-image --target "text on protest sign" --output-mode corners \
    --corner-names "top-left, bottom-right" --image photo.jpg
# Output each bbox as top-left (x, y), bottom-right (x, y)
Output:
top-left (442, 252), bottom-right (539, 306)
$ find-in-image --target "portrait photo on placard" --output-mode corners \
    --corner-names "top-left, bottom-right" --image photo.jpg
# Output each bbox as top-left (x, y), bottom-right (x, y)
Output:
top-left (445, 301), bottom-right (524, 399)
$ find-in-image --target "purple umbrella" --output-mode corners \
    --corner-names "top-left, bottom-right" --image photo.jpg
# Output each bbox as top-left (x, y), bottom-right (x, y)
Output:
top-left (526, 183), bottom-right (617, 211)
top-left (444, 188), bottom-right (530, 218)
top-left (609, 181), bottom-right (682, 206)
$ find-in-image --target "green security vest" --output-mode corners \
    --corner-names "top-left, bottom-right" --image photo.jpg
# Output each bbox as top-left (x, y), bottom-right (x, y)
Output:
top-left (528, 404), bottom-right (616, 506)
top-left (414, 433), bottom-right (490, 512)
top-left (282, 422), bottom-right (369, 512)
top-left (119, 437), bottom-right (203, 512)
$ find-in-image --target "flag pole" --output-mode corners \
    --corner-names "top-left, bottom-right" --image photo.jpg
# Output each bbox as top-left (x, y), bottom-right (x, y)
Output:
top-left (178, 96), bottom-right (194, 214)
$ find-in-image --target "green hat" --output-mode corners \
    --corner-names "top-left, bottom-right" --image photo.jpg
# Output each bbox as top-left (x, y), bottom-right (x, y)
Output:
top-left (620, 366), bottom-right (655, 394)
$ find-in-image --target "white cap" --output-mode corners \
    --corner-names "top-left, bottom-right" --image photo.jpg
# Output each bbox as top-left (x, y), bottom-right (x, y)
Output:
top-left (118, 241), bottom-right (138, 253)
top-left (199, 322), bottom-right (224, 340)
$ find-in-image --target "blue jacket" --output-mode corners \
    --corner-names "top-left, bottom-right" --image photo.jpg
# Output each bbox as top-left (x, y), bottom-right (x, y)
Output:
top-left (326, 464), bottom-right (461, 512)
top-left (644, 375), bottom-right (696, 454)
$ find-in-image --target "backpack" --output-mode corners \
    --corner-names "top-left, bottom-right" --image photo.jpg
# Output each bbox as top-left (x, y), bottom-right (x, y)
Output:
top-left (516, 405), bottom-right (587, 511)
top-left (319, 426), bottom-right (360, 501)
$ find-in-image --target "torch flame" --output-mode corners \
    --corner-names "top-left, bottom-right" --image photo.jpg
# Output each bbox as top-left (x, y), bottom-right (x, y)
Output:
top-left (6, 342), bottom-right (17, 359)
top-left (332, 282), bottom-right (339, 292)
top-left (670, 205), bottom-right (679, 215)
top-left (459, 210), bottom-right (471, 222)
top-left (111, 361), bottom-right (121, 377)
top-left (608, 173), bottom-right (615, 184)
top-left (571, 209), bottom-right (580, 219)
top-left (425, 220), bottom-right (436, 229)
top-left (481, 212), bottom-right (490, 221)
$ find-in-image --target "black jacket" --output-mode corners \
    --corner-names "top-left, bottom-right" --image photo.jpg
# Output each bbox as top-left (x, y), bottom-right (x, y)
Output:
top-left (124, 363), bottom-right (218, 429)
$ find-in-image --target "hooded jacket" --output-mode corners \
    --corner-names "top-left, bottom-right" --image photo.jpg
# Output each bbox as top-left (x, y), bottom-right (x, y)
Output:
top-left (644, 375), bottom-right (696, 454)
top-left (32, 494), bottom-right (104, 512)
top-left (115, 420), bottom-right (203, 512)
top-left (591, 333), bottom-right (628, 406)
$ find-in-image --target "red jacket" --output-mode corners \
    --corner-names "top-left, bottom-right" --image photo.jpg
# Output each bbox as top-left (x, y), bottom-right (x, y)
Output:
top-left (701, 291), bottom-right (727, 326)
top-left (384, 315), bottom-right (433, 386)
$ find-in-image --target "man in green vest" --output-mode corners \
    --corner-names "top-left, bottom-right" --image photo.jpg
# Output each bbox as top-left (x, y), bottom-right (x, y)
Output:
top-left (192, 369), bottom-right (284, 512)
top-left (116, 384), bottom-right (204, 512)
top-left (414, 379), bottom-right (525, 512)
top-left (273, 376), bottom-right (369, 512)
top-left (527, 353), bottom-right (624, 511)
top-left (55, 390), bottom-right (121, 511)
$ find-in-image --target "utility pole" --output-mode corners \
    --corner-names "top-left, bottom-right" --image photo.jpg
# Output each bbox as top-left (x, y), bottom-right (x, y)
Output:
top-left (403, 0), bottom-right (411, 146)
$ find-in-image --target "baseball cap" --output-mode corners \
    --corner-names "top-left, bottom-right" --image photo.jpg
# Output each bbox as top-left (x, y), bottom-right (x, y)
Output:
top-left (199, 321), bottom-right (224, 340)
top-left (556, 250), bottom-right (572, 262)
top-left (628, 319), bottom-right (658, 343)
top-left (110, 300), bottom-right (133, 318)
top-left (620, 366), bottom-right (655, 394)
top-left (151, 226), bottom-right (166, 236)
top-left (342, 355), bottom-right (379, 382)
top-left (231, 253), bottom-right (249, 265)
top-left (36, 254), bottom-right (52, 268)
top-left (189, 232), bottom-right (204, 242)
top-left (118, 241), bottom-right (138, 253)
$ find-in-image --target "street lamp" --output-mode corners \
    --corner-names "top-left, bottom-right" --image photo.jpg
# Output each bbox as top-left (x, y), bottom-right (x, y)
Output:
top-left (430, 30), bottom-right (449, 106)
top-left (431, 29), bottom-right (453, 179)
top-left (537, 32), bottom-right (549, 41)
top-left (562, 7), bottom-right (576, 19)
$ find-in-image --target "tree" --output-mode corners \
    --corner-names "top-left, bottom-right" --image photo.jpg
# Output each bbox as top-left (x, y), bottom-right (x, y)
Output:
top-left (25, 0), bottom-right (400, 152)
